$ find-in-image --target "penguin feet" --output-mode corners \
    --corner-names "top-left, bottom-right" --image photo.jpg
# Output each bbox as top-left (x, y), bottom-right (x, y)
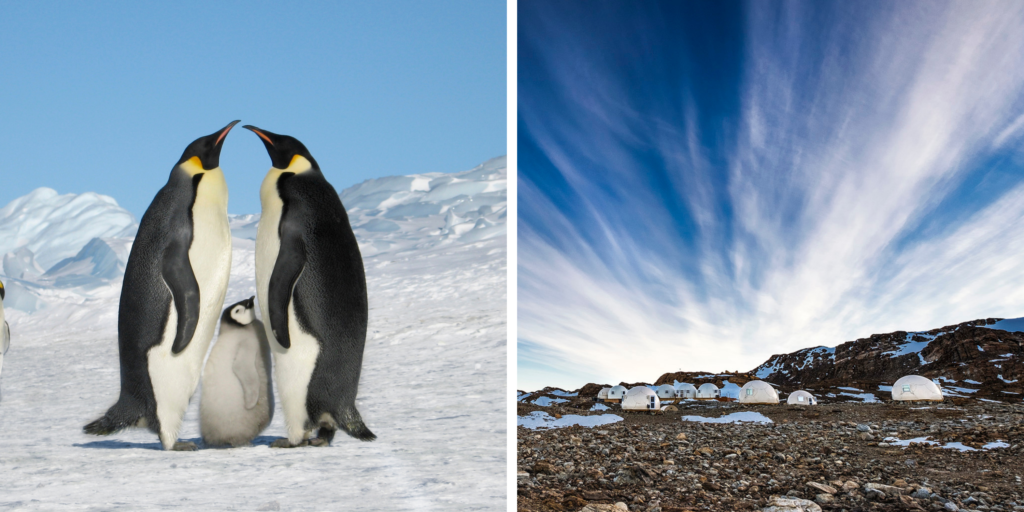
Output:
top-left (270, 437), bottom-right (309, 448)
top-left (172, 441), bottom-right (198, 451)
top-left (309, 427), bottom-right (335, 447)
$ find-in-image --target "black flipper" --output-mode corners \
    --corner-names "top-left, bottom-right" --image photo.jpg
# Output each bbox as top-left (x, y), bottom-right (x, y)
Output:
top-left (268, 174), bottom-right (305, 349)
top-left (165, 174), bottom-right (202, 355)
top-left (164, 240), bottom-right (201, 354)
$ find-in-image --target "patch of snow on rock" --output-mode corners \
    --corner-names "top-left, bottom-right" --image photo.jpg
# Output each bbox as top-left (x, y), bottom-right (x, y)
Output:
top-left (983, 317), bottom-right (1024, 333)
top-left (681, 412), bottom-right (773, 424)
top-left (518, 411), bottom-right (623, 430)
top-left (532, 397), bottom-right (568, 407)
top-left (549, 390), bottom-right (578, 397)
top-left (881, 332), bottom-right (937, 365)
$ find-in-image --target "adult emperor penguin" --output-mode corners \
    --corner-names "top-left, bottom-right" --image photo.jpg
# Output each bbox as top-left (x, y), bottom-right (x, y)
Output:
top-left (0, 280), bottom-right (9, 401)
top-left (200, 297), bottom-right (274, 447)
top-left (244, 125), bottom-right (375, 447)
top-left (84, 121), bottom-right (238, 451)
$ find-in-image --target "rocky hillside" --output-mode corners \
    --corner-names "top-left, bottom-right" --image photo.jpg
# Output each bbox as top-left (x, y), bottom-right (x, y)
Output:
top-left (751, 318), bottom-right (1024, 402)
top-left (652, 372), bottom-right (759, 389)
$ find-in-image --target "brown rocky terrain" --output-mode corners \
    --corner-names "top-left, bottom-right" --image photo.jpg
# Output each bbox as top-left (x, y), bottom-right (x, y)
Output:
top-left (751, 319), bottom-right (1023, 402)
top-left (517, 400), bottom-right (1024, 512)
top-left (518, 318), bottom-right (1024, 511)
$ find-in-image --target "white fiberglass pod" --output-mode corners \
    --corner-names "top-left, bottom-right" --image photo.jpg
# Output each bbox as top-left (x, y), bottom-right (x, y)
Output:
top-left (622, 386), bottom-right (661, 411)
top-left (892, 375), bottom-right (943, 402)
top-left (656, 384), bottom-right (678, 399)
top-left (597, 387), bottom-right (611, 400)
top-left (675, 383), bottom-right (697, 399)
top-left (696, 383), bottom-right (720, 400)
top-left (786, 390), bottom-right (817, 405)
top-left (738, 380), bottom-right (779, 404)
top-left (607, 385), bottom-right (628, 402)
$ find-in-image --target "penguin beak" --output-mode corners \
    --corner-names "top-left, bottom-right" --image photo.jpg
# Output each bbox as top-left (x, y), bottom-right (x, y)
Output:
top-left (215, 120), bottom-right (241, 147)
top-left (243, 125), bottom-right (275, 146)
top-left (197, 120), bottom-right (240, 170)
top-left (243, 125), bottom-right (292, 169)
top-left (180, 120), bottom-right (241, 170)
top-left (245, 295), bottom-right (255, 309)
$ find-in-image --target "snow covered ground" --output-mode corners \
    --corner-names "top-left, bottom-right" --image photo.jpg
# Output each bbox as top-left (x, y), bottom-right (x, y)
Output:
top-left (680, 412), bottom-right (774, 424)
top-left (0, 157), bottom-right (506, 511)
top-left (882, 436), bottom-right (1011, 452)
top-left (517, 411), bottom-right (623, 430)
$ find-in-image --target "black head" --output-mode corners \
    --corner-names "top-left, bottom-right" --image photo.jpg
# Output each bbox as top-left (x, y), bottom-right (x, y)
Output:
top-left (221, 296), bottom-right (256, 327)
top-left (243, 125), bottom-right (319, 170)
top-left (176, 120), bottom-right (241, 170)
top-left (0, 279), bottom-right (4, 301)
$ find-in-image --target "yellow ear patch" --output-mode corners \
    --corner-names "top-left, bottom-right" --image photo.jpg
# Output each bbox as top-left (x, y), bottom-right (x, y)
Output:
top-left (285, 155), bottom-right (312, 174)
top-left (180, 156), bottom-right (207, 176)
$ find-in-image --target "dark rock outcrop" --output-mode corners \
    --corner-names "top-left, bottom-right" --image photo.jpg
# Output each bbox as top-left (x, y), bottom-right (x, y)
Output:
top-left (751, 318), bottom-right (1023, 401)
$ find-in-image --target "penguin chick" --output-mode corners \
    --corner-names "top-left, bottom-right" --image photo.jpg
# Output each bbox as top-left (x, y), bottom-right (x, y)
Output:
top-left (200, 296), bottom-right (274, 447)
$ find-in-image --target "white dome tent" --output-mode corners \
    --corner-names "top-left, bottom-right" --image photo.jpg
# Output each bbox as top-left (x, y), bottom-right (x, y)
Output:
top-left (786, 390), bottom-right (817, 405)
top-left (675, 383), bottom-right (697, 399)
top-left (737, 380), bottom-right (779, 404)
top-left (892, 375), bottom-right (943, 402)
top-left (622, 386), bottom-right (661, 411)
top-left (597, 387), bottom-right (611, 401)
top-left (696, 383), bottom-right (720, 400)
top-left (607, 385), bottom-right (628, 403)
top-left (656, 384), bottom-right (678, 401)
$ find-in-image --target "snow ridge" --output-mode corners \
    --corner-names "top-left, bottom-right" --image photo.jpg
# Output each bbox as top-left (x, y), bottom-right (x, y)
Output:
top-left (0, 188), bottom-right (137, 269)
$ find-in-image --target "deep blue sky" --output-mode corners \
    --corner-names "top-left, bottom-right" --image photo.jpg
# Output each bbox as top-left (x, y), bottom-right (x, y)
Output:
top-left (518, 1), bottom-right (1024, 391)
top-left (0, 1), bottom-right (505, 217)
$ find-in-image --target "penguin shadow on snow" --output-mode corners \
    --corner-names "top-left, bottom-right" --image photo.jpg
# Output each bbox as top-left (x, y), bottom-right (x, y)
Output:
top-left (73, 436), bottom-right (285, 451)
top-left (74, 437), bottom-right (203, 451)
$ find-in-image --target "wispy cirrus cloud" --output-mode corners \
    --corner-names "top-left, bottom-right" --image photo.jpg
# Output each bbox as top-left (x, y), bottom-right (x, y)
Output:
top-left (518, 1), bottom-right (1024, 391)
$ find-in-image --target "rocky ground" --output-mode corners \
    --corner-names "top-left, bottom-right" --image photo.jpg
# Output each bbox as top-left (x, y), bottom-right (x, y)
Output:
top-left (517, 400), bottom-right (1024, 512)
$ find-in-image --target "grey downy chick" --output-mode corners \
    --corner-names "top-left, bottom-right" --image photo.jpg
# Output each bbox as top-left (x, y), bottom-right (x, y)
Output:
top-left (200, 296), bottom-right (273, 447)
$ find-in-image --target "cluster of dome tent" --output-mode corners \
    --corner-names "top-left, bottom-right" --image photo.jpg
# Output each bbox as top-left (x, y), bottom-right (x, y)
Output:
top-left (595, 375), bottom-right (944, 412)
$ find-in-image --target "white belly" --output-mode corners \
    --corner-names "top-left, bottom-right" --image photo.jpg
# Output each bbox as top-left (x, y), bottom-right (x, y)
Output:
top-left (148, 169), bottom-right (231, 450)
top-left (256, 165), bottom-right (318, 444)
top-left (255, 191), bottom-right (281, 346)
top-left (274, 302), bottom-right (320, 444)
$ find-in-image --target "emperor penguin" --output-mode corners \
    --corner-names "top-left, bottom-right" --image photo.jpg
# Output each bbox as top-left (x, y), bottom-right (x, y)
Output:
top-left (244, 125), bottom-right (375, 447)
top-left (200, 297), bottom-right (274, 447)
top-left (0, 280), bottom-right (9, 401)
top-left (84, 121), bottom-right (238, 451)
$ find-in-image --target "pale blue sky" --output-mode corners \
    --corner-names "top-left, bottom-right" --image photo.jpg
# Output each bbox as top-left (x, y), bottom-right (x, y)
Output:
top-left (0, 1), bottom-right (505, 217)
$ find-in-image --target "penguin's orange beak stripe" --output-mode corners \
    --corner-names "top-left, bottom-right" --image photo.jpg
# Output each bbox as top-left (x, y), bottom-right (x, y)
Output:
top-left (251, 129), bottom-right (274, 146)
top-left (215, 122), bottom-right (238, 146)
